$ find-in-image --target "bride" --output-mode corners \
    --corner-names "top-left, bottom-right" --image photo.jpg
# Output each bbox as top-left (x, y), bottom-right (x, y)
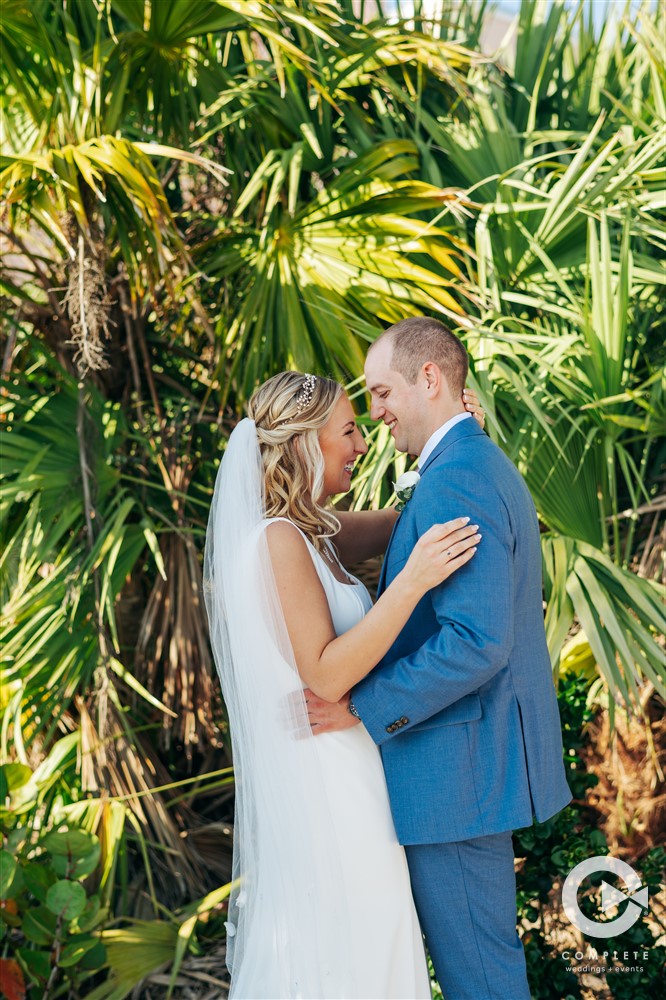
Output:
top-left (203, 371), bottom-right (484, 999)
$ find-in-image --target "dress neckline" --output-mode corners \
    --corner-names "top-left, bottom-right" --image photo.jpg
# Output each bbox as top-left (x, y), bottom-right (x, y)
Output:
top-left (264, 517), bottom-right (363, 588)
top-left (314, 538), bottom-right (363, 588)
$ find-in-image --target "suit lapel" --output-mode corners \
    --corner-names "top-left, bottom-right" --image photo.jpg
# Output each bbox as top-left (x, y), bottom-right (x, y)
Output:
top-left (377, 513), bottom-right (401, 595)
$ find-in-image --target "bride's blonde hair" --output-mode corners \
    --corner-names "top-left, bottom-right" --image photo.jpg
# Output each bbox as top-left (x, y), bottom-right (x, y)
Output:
top-left (247, 372), bottom-right (343, 552)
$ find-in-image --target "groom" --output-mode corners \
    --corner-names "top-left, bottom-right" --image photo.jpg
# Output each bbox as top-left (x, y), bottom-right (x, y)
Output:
top-left (307, 318), bottom-right (571, 1000)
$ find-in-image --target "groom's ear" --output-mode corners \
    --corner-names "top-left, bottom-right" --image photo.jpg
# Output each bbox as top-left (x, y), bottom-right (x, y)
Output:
top-left (422, 361), bottom-right (442, 397)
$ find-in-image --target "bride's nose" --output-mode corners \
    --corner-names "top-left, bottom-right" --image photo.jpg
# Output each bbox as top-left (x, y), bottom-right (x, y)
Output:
top-left (355, 430), bottom-right (368, 455)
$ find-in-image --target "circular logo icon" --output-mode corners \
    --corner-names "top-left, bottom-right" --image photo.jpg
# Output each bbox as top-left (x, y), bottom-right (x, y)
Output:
top-left (562, 855), bottom-right (649, 938)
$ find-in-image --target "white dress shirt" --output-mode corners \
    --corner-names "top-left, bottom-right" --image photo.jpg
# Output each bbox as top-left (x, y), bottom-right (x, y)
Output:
top-left (418, 411), bottom-right (472, 469)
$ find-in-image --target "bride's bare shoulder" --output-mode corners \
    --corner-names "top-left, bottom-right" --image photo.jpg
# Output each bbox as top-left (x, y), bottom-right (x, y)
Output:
top-left (264, 520), bottom-right (328, 613)
top-left (265, 519), bottom-right (312, 569)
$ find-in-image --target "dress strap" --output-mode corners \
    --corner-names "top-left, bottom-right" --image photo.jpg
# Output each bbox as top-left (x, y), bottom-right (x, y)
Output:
top-left (262, 518), bottom-right (357, 587)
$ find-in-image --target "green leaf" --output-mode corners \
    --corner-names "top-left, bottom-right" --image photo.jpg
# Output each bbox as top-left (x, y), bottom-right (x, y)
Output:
top-left (46, 879), bottom-right (87, 921)
top-left (51, 844), bottom-right (101, 880)
top-left (42, 829), bottom-right (98, 859)
top-left (141, 520), bottom-right (167, 580)
top-left (42, 830), bottom-right (101, 879)
top-left (0, 850), bottom-right (17, 897)
top-left (107, 657), bottom-right (177, 717)
top-left (0, 763), bottom-right (32, 796)
top-left (78, 937), bottom-right (106, 971)
top-left (22, 905), bottom-right (57, 945)
top-left (73, 894), bottom-right (101, 933)
top-left (85, 920), bottom-right (178, 1000)
top-left (59, 933), bottom-right (100, 968)
top-left (23, 862), bottom-right (57, 903)
top-left (18, 947), bottom-right (51, 984)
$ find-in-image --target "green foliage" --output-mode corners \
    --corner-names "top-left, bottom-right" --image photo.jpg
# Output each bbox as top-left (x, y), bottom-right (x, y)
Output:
top-left (87, 882), bottom-right (235, 1000)
top-left (0, 761), bottom-right (108, 998)
top-left (1, 1), bottom-right (664, 993)
top-left (603, 849), bottom-right (666, 1000)
top-left (3, 9), bottom-right (661, 703)
top-left (523, 929), bottom-right (582, 1000)
top-left (515, 676), bottom-right (666, 999)
top-left (1, 361), bottom-right (169, 741)
top-left (201, 137), bottom-right (470, 403)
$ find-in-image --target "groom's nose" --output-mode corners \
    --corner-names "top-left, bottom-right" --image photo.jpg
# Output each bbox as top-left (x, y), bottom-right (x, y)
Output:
top-left (370, 398), bottom-right (383, 421)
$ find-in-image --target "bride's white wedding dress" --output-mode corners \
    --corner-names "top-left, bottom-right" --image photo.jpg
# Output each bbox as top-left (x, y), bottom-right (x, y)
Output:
top-left (204, 419), bottom-right (430, 1000)
top-left (282, 525), bottom-right (431, 1000)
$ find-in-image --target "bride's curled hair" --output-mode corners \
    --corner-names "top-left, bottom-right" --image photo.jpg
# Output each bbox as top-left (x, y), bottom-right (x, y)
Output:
top-left (247, 372), bottom-right (343, 552)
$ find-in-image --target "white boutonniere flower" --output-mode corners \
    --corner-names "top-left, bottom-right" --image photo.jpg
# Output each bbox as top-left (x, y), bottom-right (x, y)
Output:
top-left (393, 470), bottom-right (421, 512)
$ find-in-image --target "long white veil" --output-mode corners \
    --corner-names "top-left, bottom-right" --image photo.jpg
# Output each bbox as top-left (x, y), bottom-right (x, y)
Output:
top-left (203, 418), bottom-right (352, 998)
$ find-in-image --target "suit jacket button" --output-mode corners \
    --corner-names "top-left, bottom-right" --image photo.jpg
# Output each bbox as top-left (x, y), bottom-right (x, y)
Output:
top-left (386, 725), bottom-right (393, 733)
top-left (400, 716), bottom-right (409, 724)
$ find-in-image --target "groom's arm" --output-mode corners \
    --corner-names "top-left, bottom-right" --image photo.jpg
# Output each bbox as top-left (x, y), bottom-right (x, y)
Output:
top-left (333, 508), bottom-right (399, 564)
top-left (350, 465), bottom-right (515, 744)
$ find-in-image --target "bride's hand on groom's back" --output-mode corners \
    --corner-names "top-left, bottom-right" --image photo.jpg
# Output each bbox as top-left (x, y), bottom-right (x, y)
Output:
top-left (463, 388), bottom-right (485, 429)
top-left (305, 689), bottom-right (359, 735)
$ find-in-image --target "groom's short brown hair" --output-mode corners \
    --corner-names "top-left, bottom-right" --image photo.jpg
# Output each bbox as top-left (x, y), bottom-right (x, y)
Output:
top-left (376, 317), bottom-right (469, 395)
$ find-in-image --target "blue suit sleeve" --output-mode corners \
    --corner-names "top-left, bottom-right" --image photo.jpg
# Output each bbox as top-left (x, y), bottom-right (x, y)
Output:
top-left (351, 466), bottom-right (515, 745)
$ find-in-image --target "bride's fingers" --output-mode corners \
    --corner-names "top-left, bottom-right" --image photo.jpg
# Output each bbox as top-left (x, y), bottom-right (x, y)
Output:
top-left (462, 388), bottom-right (483, 409)
top-left (440, 532), bottom-right (481, 560)
top-left (421, 517), bottom-right (470, 542)
top-left (441, 524), bottom-right (480, 545)
top-left (469, 406), bottom-right (485, 428)
top-left (462, 389), bottom-right (485, 428)
top-left (443, 545), bottom-right (478, 571)
top-left (425, 520), bottom-right (478, 545)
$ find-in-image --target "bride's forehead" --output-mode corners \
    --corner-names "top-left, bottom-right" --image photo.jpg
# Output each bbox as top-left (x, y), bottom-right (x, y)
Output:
top-left (320, 394), bottom-right (355, 434)
top-left (331, 394), bottom-right (354, 419)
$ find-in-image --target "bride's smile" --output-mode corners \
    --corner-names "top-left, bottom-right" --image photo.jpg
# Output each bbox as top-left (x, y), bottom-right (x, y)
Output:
top-left (318, 393), bottom-right (368, 500)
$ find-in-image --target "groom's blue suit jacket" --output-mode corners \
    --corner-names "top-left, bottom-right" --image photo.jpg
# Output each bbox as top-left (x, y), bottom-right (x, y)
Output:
top-left (352, 418), bottom-right (572, 845)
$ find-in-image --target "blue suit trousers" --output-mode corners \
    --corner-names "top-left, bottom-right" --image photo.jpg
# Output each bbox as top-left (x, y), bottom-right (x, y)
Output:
top-left (405, 832), bottom-right (531, 1000)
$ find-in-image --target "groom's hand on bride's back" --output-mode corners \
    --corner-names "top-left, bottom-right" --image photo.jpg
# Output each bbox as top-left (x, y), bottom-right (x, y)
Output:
top-left (305, 689), bottom-right (359, 734)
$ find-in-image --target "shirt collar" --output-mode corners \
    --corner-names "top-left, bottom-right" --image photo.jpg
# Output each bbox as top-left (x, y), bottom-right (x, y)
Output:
top-left (418, 412), bottom-right (472, 469)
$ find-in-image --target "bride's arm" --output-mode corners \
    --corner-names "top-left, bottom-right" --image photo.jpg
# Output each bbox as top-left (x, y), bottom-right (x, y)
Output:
top-left (266, 517), bottom-right (479, 702)
top-left (333, 509), bottom-right (398, 565)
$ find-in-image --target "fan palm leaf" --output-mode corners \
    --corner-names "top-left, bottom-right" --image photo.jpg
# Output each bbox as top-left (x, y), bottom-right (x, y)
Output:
top-left (201, 139), bottom-right (472, 404)
top-left (1, 137), bottom-right (227, 298)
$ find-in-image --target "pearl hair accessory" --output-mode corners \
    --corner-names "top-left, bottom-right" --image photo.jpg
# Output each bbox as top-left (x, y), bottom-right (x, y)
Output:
top-left (295, 373), bottom-right (317, 412)
top-left (278, 374), bottom-right (317, 425)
